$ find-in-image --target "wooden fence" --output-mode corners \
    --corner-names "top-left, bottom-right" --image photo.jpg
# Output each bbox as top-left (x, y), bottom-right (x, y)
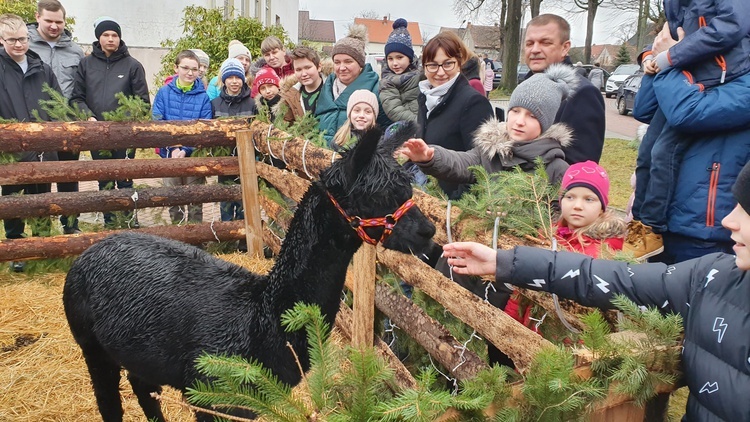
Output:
top-left (0, 119), bottom-right (674, 420)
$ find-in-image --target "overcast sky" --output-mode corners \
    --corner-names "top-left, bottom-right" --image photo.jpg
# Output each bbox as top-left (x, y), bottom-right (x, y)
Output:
top-left (299, 0), bottom-right (638, 47)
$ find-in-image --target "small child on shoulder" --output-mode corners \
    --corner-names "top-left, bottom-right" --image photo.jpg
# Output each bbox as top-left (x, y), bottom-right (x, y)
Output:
top-left (379, 18), bottom-right (421, 123)
top-left (399, 63), bottom-right (577, 187)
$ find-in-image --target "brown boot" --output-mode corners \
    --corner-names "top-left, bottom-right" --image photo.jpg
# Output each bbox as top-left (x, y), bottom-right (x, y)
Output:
top-left (623, 220), bottom-right (664, 262)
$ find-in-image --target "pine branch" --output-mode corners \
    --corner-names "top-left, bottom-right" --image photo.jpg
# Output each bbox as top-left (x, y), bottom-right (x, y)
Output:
top-left (34, 83), bottom-right (92, 122)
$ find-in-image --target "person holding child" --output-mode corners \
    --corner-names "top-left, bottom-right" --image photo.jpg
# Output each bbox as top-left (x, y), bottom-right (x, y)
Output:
top-left (331, 89), bottom-right (378, 149)
top-left (443, 159), bottom-right (750, 421)
top-left (401, 63), bottom-right (576, 187)
top-left (379, 18), bottom-right (421, 123)
top-left (153, 49), bottom-right (213, 225)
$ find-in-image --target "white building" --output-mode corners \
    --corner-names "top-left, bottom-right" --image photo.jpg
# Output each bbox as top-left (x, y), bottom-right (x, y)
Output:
top-left (64, 0), bottom-right (299, 47)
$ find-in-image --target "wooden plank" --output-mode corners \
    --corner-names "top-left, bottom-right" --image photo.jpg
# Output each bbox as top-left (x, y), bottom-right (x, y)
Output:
top-left (236, 130), bottom-right (264, 258)
top-left (351, 243), bottom-right (377, 348)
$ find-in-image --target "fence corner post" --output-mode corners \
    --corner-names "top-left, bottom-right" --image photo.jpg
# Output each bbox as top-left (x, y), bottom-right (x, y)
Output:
top-left (351, 243), bottom-right (377, 348)
top-left (235, 129), bottom-right (265, 258)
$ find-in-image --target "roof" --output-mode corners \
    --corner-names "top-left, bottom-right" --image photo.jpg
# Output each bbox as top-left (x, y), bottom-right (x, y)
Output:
top-left (353, 17), bottom-right (423, 46)
top-left (439, 23), bottom-right (502, 50)
top-left (299, 11), bottom-right (336, 43)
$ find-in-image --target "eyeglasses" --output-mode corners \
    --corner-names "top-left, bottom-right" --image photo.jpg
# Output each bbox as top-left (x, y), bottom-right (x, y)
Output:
top-left (424, 60), bottom-right (457, 73)
top-left (2, 37), bottom-right (29, 46)
top-left (178, 65), bottom-right (199, 73)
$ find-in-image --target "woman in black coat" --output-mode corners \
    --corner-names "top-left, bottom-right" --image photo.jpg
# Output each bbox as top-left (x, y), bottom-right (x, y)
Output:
top-left (413, 31), bottom-right (494, 199)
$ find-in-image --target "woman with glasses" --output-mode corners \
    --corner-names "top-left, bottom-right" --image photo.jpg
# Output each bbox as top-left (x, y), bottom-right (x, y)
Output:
top-left (411, 31), bottom-right (493, 199)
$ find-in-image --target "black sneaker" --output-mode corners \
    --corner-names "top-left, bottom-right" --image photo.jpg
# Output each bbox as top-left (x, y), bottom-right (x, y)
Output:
top-left (10, 261), bottom-right (25, 272)
top-left (63, 228), bottom-right (83, 235)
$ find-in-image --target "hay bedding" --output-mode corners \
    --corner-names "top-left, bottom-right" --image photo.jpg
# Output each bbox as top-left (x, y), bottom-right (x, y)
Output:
top-left (0, 253), bottom-right (275, 422)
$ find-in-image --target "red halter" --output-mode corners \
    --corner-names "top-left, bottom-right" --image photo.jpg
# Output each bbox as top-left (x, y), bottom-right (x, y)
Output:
top-left (327, 191), bottom-right (415, 245)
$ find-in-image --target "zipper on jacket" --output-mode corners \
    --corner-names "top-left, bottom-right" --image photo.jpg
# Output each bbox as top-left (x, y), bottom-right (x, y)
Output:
top-left (706, 162), bottom-right (720, 227)
top-left (698, 16), bottom-right (727, 84)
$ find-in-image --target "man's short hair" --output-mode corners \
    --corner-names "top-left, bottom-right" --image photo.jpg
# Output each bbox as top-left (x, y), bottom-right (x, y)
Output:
top-left (38, 0), bottom-right (66, 19)
top-left (261, 36), bottom-right (284, 54)
top-left (0, 14), bottom-right (26, 38)
top-left (291, 46), bottom-right (320, 67)
top-left (527, 14), bottom-right (570, 43)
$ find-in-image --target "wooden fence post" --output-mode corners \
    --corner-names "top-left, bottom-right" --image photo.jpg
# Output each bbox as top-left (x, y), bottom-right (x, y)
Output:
top-left (351, 243), bottom-right (377, 348)
top-left (236, 130), bottom-right (265, 258)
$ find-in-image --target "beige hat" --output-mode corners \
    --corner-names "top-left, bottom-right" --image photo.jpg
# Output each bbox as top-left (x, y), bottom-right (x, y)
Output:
top-left (347, 89), bottom-right (379, 118)
top-left (332, 24), bottom-right (367, 68)
top-left (228, 40), bottom-right (252, 61)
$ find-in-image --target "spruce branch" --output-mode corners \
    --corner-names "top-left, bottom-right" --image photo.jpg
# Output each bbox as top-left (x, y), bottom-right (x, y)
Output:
top-left (34, 83), bottom-right (92, 122)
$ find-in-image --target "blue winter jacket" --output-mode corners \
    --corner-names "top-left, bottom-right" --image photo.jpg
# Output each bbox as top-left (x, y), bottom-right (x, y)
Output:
top-left (497, 247), bottom-right (750, 421)
top-left (153, 79), bottom-right (213, 158)
top-left (659, 0), bottom-right (750, 88)
top-left (633, 71), bottom-right (750, 242)
top-left (314, 64), bottom-right (390, 146)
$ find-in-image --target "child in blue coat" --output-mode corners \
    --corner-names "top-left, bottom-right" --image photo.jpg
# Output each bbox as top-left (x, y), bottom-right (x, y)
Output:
top-left (153, 50), bottom-right (213, 224)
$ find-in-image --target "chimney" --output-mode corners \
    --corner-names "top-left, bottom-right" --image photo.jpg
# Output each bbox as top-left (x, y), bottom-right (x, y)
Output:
top-left (383, 16), bottom-right (387, 24)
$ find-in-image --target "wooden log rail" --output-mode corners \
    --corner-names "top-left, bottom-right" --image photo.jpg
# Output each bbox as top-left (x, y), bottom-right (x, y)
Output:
top-left (0, 119), bottom-right (249, 152)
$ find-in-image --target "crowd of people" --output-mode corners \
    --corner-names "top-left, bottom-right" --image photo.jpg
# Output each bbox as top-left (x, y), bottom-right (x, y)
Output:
top-left (1, 1), bottom-right (750, 418)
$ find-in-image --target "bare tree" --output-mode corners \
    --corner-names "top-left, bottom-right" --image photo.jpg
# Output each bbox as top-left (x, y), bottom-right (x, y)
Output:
top-left (604, 0), bottom-right (665, 50)
top-left (356, 9), bottom-right (381, 20)
top-left (501, 0), bottom-right (523, 91)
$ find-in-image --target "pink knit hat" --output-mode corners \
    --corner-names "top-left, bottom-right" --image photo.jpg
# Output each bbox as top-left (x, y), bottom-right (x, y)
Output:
top-left (346, 89), bottom-right (379, 118)
top-left (252, 66), bottom-right (280, 94)
top-left (561, 160), bottom-right (610, 210)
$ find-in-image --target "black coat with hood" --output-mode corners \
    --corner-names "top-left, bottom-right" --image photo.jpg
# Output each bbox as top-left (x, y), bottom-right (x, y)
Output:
top-left (0, 49), bottom-right (60, 162)
top-left (212, 85), bottom-right (256, 118)
top-left (70, 41), bottom-right (150, 120)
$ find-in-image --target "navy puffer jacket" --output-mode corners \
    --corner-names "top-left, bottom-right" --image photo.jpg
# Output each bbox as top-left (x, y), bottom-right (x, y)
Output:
top-left (497, 247), bottom-right (750, 421)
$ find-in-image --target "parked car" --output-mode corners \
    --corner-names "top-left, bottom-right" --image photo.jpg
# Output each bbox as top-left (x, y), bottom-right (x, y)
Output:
top-left (605, 64), bottom-right (640, 98)
top-left (517, 64), bottom-right (530, 85)
top-left (490, 60), bottom-right (502, 88)
top-left (615, 73), bottom-right (642, 115)
top-left (365, 54), bottom-right (385, 76)
top-left (580, 64), bottom-right (611, 92)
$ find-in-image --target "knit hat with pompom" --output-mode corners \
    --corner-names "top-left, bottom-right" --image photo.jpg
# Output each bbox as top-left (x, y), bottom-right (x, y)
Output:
top-left (508, 63), bottom-right (579, 133)
top-left (385, 18), bottom-right (414, 62)
top-left (332, 24), bottom-right (368, 68)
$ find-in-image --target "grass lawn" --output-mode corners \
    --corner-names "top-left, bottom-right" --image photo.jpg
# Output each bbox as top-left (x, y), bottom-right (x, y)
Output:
top-left (600, 137), bottom-right (638, 210)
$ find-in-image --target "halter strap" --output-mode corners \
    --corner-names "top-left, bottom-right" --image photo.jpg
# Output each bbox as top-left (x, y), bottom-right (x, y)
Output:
top-left (327, 191), bottom-right (415, 245)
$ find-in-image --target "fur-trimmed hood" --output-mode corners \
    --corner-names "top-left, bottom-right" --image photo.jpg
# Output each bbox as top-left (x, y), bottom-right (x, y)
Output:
top-left (472, 118), bottom-right (574, 160)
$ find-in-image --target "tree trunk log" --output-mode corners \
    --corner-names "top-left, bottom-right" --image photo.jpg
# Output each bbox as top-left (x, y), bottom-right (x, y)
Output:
top-left (0, 221), bottom-right (245, 261)
top-left (250, 120), bottom-right (336, 180)
top-left (0, 157), bottom-right (239, 185)
top-left (256, 161), bottom-right (310, 203)
top-left (377, 248), bottom-right (554, 373)
top-left (0, 119), bottom-right (249, 152)
top-left (0, 184), bottom-right (240, 219)
top-left (373, 282), bottom-right (489, 380)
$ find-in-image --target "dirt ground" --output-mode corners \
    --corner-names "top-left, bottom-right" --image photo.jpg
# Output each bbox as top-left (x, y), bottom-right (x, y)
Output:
top-left (0, 253), bottom-right (273, 421)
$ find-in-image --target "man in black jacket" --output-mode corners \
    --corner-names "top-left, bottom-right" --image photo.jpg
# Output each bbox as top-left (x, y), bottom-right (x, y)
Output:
top-left (0, 13), bottom-right (61, 272)
top-left (522, 14), bottom-right (606, 164)
top-left (70, 16), bottom-right (149, 228)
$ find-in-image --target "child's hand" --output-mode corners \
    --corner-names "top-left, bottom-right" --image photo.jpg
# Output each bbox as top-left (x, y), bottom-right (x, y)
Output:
top-left (643, 59), bottom-right (659, 75)
top-left (170, 148), bottom-right (186, 158)
top-left (442, 242), bottom-right (496, 276)
top-left (399, 138), bottom-right (434, 163)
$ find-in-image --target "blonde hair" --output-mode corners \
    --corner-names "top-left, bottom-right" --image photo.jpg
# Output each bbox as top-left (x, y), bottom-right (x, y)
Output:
top-left (558, 209), bottom-right (627, 247)
top-left (0, 14), bottom-right (25, 37)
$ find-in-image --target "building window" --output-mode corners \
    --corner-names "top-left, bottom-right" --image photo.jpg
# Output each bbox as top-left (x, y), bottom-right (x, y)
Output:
top-left (265, 0), bottom-right (272, 26)
top-left (276, 15), bottom-right (280, 26)
top-left (255, 0), bottom-right (262, 19)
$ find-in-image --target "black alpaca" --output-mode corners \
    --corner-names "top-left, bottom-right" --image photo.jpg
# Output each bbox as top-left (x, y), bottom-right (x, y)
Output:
top-left (63, 123), bottom-right (436, 422)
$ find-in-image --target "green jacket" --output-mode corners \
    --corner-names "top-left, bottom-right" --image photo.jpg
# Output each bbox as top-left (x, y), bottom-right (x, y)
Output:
top-left (315, 64), bottom-right (389, 146)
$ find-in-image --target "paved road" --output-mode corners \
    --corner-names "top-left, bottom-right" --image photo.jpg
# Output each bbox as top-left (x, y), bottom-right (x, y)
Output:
top-left (491, 94), bottom-right (644, 141)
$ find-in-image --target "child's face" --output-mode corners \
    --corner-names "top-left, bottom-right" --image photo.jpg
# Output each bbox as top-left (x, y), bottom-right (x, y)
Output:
top-left (350, 103), bottom-right (375, 130)
top-left (174, 58), bottom-right (200, 85)
top-left (721, 204), bottom-right (750, 270)
top-left (236, 55), bottom-right (251, 72)
top-left (224, 75), bottom-right (243, 96)
top-left (293, 58), bottom-right (322, 88)
top-left (263, 47), bottom-right (286, 69)
top-left (506, 107), bottom-right (542, 142)
top-left (198, 64), bottom-right (207, 78)
top-left (387, 52), bottom-right (410, 75)
top-left (560, 186), bottom-right (603, 230)
top-left (259, 83), bottom-right (279, 100)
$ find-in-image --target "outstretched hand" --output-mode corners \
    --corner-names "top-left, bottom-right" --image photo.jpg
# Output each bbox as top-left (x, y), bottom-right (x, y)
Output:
top-left (442, 242), bottom-right (496, 276)
top-left (399, 138), bottom-right (435, 163)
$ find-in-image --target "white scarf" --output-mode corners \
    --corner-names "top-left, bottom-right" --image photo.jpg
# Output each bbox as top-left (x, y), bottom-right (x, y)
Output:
top-left (419, 74), bottom-right (460, 118)
top-left (333, 78), bottom-right (348, 101)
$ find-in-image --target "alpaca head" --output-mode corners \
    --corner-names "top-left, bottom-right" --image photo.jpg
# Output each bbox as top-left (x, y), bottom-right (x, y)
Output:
top-left (322, 121), bottom-right (436, 255)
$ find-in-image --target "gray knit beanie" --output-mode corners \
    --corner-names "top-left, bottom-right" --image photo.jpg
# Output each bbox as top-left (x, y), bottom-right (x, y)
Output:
top-left (733, 160), bottom-right (750, 213)
top-left (332, 24), bottom-right (368, 68)
top-left (508, 63), bottom-right (579, 133)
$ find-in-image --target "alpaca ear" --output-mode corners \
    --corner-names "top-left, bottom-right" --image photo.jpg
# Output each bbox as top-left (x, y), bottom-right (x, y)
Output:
top-left (348, 126), bottom-right (382, 178)
top-left (378, 121), bottom-right (419, 155)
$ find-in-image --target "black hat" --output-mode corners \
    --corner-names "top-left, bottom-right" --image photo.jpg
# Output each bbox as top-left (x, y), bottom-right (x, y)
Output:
top-left (733, 160), bottom-right (750, 213)
top-left (94, 17), bottom-right (121, 39)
